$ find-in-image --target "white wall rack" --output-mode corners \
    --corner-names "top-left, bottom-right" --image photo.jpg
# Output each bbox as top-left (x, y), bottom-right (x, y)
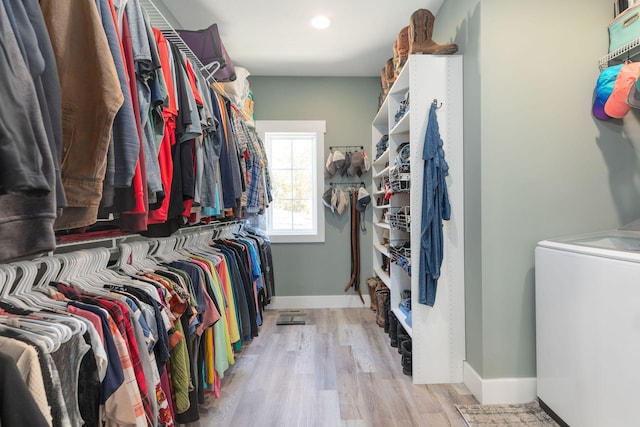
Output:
top-left (598, 36), bottom-right (640, 70)
top-left (139, 0), bottom-right (220, 81)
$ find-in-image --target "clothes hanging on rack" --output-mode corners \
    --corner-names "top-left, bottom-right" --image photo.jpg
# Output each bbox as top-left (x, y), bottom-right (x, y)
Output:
top-left (0, 0), bottom-right (273, 262)
top-left (0, 0), bottom-right (58, 262)
top-left (210, 67), bottom-right (255, 126)
top-left (41, 0), bottom-right (125, 232)
top-left (0, 223), bottom-right (275, 426)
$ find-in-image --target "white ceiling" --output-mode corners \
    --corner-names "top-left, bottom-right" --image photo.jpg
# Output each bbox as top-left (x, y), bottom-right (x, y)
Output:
top-left (156, 0), bottom-right (445, 77)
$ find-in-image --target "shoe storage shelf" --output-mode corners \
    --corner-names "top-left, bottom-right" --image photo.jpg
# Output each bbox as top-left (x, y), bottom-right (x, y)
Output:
top-left (371, 55), bottom-right (465, 384)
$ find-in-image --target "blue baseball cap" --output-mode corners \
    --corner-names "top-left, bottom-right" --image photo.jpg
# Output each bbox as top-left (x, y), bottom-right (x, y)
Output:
top-left (593, 64), bottom-right (624, 120)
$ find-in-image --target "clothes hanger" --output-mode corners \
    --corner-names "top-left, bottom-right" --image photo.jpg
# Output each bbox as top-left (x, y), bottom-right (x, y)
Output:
top-left (149, 238), bottom-right (167, 263)
top-left (37, 311), bottom-right (86, 336)
top-left (60, 251), bottom-right (108, 296)
top-left (0, 268), bottom-right (6, 298)
top-left (13, 264), bottom-right (83, 331)
top-left (184, 230), bottom-right (219, 259)
top-left (79, 249), bottom-right (116, 296)
top-left (0, 264), bottom-right (29, 310)
top-left (33, 256), bottom-right (62, 290)
top-left (115, 243), bottom-right (139, 276)
top-left (172, 235), bottom-right (191, 259)
top-left (0, 316), bottom-right (68, 350)
top-left (20, 315), bottom-right (72, 343)
top-left (17, 257), bottom-right (86, 336)
top-left (8, 261), bottom-right (43, 309)
top-left (27, 257), bottom-right (70, 310)
top-left (128, 241), bottom-right (150, 272)
top-left (111, 241), bottom-right (172, 297)
top-left (93, 247), bottom-right (129, 286)
top-left (147, 237), bottom-right (175, 263)
top-left (0, 276), bottom-right (71, 350)
top-left (137, 241), bottom-right (161, 271)
top-left (56, 252), bottom-right (75, 284)
top-left (195, 230), bottom-right (223, 255)
top-left (95, 245), bottom-right (166, 307)
top-left (0, 323), bottom-right (57, 353)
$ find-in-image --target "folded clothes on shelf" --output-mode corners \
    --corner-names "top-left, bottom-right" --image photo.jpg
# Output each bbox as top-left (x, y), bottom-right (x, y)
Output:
top-left (400, 291), bottom-right (412, 327)
top-left (376, 134), bottom-right (389, 160)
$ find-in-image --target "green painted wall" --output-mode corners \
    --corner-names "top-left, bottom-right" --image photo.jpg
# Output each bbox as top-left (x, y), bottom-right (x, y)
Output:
top-left (433, 0), bottom-right (484, 378)
top-left (434, 0), bottom-right (640, 380)
top-left (250, 76), bottom-right (381, 297)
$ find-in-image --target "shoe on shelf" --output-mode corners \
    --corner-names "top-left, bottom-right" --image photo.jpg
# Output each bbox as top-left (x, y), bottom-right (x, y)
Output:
top-left (394, 26), bottom-right (409, 77)
top-left (408, 9), bottom-right (458, 55)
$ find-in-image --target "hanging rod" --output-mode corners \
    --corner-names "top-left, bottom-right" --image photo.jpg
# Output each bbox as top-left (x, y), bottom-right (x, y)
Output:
top-left (138, 0), bottom-right (219, 82)
top-left (329, 145), bottom-right (364, 151)
top-left (328, 181), bottom-right (366, 187)
top-left (179, 219), bottom-right (246, 239)
top-left (50, 221), bottom-right (245, 256)
top-left (176, 219), bottom-right (245, 235)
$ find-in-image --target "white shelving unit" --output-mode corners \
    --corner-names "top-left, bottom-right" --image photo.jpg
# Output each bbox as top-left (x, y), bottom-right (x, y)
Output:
top-left (371, 55), bottom-right (465, 384)
top-left (372, 83), bottom-right (392, 299)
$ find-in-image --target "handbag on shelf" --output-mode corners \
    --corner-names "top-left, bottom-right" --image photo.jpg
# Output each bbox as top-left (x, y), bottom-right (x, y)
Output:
top-left (177, 23), bottom-right (236, 82)
top-left (609, 4), bottom-right (640, 53)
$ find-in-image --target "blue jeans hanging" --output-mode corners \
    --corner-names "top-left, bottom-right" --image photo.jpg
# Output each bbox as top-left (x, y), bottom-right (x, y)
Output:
top-left (419, 101), bottom-right (451, 307)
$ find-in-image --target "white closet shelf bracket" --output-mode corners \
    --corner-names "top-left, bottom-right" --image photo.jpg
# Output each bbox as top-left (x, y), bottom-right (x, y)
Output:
top-left (139, 0), bottom-right (219, 82)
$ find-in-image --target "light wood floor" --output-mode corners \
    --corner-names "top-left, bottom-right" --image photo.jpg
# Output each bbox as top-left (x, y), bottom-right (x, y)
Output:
top-left (186, 308), bottom-right (477, 427)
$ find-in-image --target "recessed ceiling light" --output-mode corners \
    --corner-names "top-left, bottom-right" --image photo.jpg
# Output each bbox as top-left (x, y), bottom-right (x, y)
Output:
top-left (311, 15), bottom-right (331, 29)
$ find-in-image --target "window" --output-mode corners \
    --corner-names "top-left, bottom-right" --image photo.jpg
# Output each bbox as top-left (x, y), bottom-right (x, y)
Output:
top-left (256, 120), bottom-right (325, 243)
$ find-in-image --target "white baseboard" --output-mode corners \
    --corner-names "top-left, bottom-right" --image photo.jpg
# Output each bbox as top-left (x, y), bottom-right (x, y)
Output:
top-left (464, 362), bottom-right (537, 404)
top-left (266, 295), bottom-right (372, 310)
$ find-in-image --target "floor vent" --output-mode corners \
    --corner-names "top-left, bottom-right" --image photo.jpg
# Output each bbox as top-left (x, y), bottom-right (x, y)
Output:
top-left (276, 311), bottom-right (307, 325)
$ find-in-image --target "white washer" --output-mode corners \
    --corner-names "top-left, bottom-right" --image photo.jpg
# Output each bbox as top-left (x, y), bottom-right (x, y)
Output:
top-left (536, 230), bottom-right (640, 427)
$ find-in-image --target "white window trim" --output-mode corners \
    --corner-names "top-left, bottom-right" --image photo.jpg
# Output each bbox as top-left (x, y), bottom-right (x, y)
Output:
top-left (256, 120), bottom-right (326, 243)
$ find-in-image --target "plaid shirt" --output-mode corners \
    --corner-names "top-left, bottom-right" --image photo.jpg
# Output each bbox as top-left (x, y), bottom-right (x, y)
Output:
top-left (55, 284), bottom-right (153, 426)
top-left (246, 158), bottom-right (262, 213)
top-left (97, 298), bottom-right (155, 426)
top-left (104, 310), bottom-right (147, 427)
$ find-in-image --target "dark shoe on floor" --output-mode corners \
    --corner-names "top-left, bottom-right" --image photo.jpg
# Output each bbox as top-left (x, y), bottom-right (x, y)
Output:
top-left (401, 339), bottom-right (412, 376)
top-left (397, 322), bottom-right (410, 354)
top-left (375, 285), bottom-right (389, 328)
top-left (389, 311), bottom-right (398, 347)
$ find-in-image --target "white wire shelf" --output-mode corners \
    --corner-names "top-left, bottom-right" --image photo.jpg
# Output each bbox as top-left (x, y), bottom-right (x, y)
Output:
top-left (599, 37), bottom-right (640, 70)
top-left (139, 0), bottom-right (219, 82)
top-left (387, 206), bottom-right (410, 232)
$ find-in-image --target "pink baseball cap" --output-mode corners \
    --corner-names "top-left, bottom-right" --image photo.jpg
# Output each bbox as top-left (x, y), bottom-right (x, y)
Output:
top-left (604, 62), bottom-right (640, 119)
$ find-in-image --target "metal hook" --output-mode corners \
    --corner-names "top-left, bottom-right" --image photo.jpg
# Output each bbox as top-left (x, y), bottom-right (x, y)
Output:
top-left (433, 99), bottom-right (443, 109)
